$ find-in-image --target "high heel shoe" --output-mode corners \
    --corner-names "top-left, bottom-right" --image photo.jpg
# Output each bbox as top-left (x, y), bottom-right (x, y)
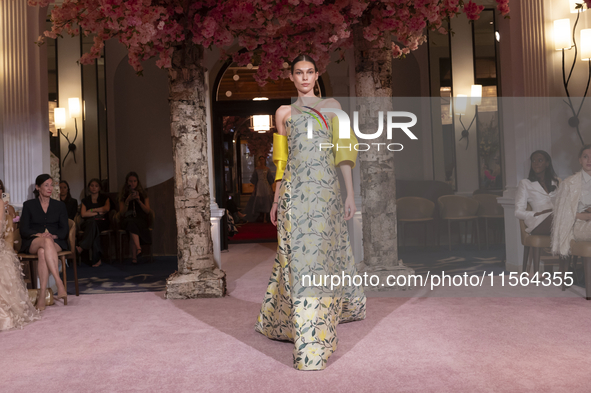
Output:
top-left (35, 291), bottom-right (46, 311)
top-left (56, 291), bottom-right (68, 306)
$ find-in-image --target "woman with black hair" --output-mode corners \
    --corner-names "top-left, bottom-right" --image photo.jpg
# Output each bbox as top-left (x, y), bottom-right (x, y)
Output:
top-left (78, 178), bottom-right (110, 267)
top-left (515, 150), bottom-right (560, 235)
top-left (118, 172), bottom-right (151, 264)
top-left (59, 180), bottom-right (78, 220)
top-left (20, 174), bottom-right (69, 310)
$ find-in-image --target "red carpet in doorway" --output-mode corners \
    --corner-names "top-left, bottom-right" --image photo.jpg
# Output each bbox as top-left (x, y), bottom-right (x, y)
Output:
top-left (229, 222), bottom-right (277, 242)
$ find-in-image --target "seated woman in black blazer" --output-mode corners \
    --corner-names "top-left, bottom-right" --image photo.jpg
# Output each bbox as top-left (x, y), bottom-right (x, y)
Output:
top-left (20, 174), bottom-right (69, 310)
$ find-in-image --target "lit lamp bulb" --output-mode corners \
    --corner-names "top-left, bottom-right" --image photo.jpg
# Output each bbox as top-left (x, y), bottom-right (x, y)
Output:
top-left (470, 85), bottom-right (482, 106)
top-left (455, 95), bottom-right (467, 116)
top-left (252, 115), bottom-right (270, 132)
top-left (570, 0), bottom-right (587, 13)
top-left (54, 108), bottom-right (66, 130)
top-left (68, 97), bottom-right (81, 118)
top-left (554, 19), bottom-right (572, 50)
top-left (582, 29), bottom-right (591, 60)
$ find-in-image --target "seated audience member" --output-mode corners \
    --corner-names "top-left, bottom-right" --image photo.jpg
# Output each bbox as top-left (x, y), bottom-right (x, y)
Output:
top-left (118, 172), bottom-right (152, 264)
top-left (227, 195), bottom-right (246, 224)
top-left (20, 174), bottom-right (68, 310)
top-left (515, 150), bottom-right (560, 235)
top-left (59, 180), bottom-right (78, 220)
top-left (553, 145), bottom-right (591, 256)
top-left (77, 179), bottom-right (110, 267)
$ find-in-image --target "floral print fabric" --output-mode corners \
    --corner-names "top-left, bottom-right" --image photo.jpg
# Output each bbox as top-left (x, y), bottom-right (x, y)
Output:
top-left (255, 111), bottom-right (366, 370)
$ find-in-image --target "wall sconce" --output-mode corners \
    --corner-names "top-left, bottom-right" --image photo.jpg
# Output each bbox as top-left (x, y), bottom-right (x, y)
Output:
top-left (554, 2), bottom-right (589, 145)
top-left (59, 97), bottom-right (81, 166)
top-left (251, 115), bottom-right (271, 132)
top-left (570, 0), bottom-right (587, 13)
top-left (54, 107), bottom-right (66, 133)
top-left (454, 86), bottom-right (481, 150)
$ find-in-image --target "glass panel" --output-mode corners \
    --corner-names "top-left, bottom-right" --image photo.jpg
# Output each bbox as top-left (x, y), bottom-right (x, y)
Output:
top-left (473, 10), bottom-right (502, 190)
top-left (47, 20), bottom-right (59, 160)
top-left (429, 22), bottom-right (457, 190)
top-left (80, 34), bottom-right (109, 190)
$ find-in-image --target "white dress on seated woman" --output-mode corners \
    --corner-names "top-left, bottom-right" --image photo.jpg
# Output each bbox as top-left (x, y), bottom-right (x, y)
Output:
top-left (514, 178), bottom-right (558, 233)
top-left (552, 170), bottom-right (591, 256)
top-left (0, 204), bottom-right (40, 331)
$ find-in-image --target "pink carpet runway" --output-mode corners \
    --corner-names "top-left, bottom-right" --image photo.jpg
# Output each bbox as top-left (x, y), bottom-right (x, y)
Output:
top-left (2, 243), bottom-right (591, 392)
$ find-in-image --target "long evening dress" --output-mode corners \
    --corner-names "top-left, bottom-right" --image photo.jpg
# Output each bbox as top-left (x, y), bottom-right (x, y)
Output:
top-left (255, 102), bottom-right (366, 370)
top-left (0, 206), bottom-right (40, 331)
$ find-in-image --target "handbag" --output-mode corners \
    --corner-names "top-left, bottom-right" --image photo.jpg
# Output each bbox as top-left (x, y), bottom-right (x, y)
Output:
top-left (27, 288), bottom-right (54, 306)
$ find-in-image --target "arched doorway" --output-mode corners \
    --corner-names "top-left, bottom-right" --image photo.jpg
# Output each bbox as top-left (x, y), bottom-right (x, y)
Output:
top-left (212, 60), bottom-right (326, 248)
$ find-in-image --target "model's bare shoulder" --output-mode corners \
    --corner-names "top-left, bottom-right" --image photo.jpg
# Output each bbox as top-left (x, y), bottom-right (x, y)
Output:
top-left (275, 105), bottom-right (291, 135)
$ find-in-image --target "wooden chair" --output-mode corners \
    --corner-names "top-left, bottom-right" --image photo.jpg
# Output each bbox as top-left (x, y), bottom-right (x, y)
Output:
top-left (16, 218), bottom-right (79, 301)
top-left (473, 193), bottom-right (505, 249)
top-left (568, 240), bottom-right (591, 299)
top-left (519, 204), bottom-right (551, 275)
top-left (114, 210), bottom-right (155, 263)
top-left (396, 197), bottom-right (435, 250)
top-left (438, 195), bottom-right (481, 251)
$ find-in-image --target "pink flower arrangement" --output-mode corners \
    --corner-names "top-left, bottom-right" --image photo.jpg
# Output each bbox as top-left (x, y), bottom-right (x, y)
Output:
top-left (30, 0), bottom-right (509, 83)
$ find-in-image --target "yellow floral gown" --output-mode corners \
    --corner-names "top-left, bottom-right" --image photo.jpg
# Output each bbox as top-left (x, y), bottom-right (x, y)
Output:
top-left (255, 102), bottom-right (366, 370)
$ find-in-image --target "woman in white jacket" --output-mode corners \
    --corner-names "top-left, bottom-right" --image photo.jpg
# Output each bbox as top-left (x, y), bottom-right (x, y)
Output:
top-left (515, 150), bottom-right (560, 235)
top-left (552, 145), bottom-right (591, 256)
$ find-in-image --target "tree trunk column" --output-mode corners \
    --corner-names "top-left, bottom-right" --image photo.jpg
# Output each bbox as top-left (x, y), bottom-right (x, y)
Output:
top-left (165, 45), bottom-right (226, 298)
top-left (353, 25), bottom-right (414, 291)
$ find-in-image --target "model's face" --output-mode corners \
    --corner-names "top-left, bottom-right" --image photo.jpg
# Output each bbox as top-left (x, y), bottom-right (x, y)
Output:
top-left (531, 153), bottom-right (548, 175)
top-left (259, 157), bottom-right (265, 165)
top-left (37, 179), bottom-right (53, 198)
top-left (127, 176), bottom-right (138, 190)
top-left (89, 182), bottom-right (100, 195)
top-left (580, 149), bottom-right (591, 172)
top-left (59, 183), bottom-right (68, 197)
top-left (289, 61), bottom-right (318, 94)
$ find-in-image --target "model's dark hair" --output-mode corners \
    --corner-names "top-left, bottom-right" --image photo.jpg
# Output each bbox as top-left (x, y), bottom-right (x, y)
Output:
top-left (0, 179), bottom-right (4, 194)
top-left (34, 174), bottom-right (52, 198)
top-left (119, 171), bottom-right (147, 202)
top-left (59, 180), bottom-right (73, 202)
top-left (88, 178), bottom-right (102, 190)
top-left (291, 54), bottom-right (317, 74)
top-left (527, 150), bottom-right (559, 192)
top-left (579, 144), bottom-right (591, 158)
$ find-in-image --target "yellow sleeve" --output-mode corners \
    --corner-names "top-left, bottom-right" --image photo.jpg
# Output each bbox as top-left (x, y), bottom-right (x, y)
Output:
top-left (272, 133), bottom-right (288, 181)
top-left (332, 116), bottom-right (358, 168)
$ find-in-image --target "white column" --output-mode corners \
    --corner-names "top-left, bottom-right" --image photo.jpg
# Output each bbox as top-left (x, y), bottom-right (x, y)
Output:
top-left (0, 3), bottom-right (50, 208)
top-left (498, 0), bottom-right (552, 272)
top-left (204, 71), bottom-right (224, 268)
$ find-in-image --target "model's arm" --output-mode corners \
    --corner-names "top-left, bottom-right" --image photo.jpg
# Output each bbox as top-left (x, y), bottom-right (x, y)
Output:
top-left (339, 163), bottom-right (356, 221)
top-left (270, 105), bottom-right (290, 226)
